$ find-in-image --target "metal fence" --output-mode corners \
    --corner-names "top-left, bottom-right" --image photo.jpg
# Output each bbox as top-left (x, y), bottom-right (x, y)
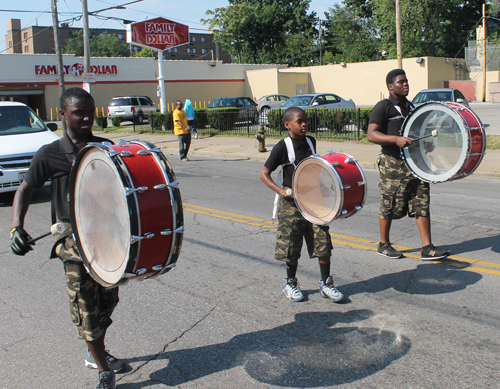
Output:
top-left (154, 108), bottom-right (369, 141)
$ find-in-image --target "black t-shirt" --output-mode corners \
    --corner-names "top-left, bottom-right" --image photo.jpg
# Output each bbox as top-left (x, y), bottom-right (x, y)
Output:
top-left (25, 132), bottom-right (111, 223)
top-left (369, 95), bottom-right (414, 158)
top-left (264, 135), bottom-right (316, 188)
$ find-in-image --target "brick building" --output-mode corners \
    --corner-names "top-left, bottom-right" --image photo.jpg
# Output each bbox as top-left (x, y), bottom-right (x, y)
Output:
top-left (5, 19), bottom-right (231, 63)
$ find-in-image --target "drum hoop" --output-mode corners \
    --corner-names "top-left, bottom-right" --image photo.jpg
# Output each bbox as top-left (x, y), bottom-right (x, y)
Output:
top-left (400, 102), bottom-right (470, 183)
top-left (129, 141), bottom-right (183, 276)
top-left (68, 144), bottom-right (140, 287)
top-left (293, 155), bottom-right (344, 226)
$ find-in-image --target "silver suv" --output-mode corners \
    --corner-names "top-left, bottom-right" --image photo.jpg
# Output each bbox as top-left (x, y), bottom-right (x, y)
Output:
top-left (107, 96), bottom-right (159, 124)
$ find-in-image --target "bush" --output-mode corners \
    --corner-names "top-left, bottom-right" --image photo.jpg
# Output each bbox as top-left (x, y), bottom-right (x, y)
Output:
top-left (358, 108), bottom-right (373, 133)
top-left (206, 108), bottom-right (239, 131)
top-left (268, 109), bottom-right (285, 132)
top-left (111, 116), bottom-right (122, 127)
top-left (148, 112), bottom-right (165, 131)
top-left (194, 108), bottom-right (209, 130)
top-left (95, 116), bottom-right (108, 129)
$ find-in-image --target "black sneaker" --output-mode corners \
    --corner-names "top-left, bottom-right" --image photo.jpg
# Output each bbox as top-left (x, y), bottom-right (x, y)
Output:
top-left (96, 370), bottom-right (115, 389)
top-left (421, 244), bottom-right (450, 260)
top-left (377, 242), bottom-right (403, 259)
top-left (86, 348), bottom-right (125, 373)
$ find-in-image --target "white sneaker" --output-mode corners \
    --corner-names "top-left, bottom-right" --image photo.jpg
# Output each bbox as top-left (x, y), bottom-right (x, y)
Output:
top-left (319, 276), bottom-right (344, 302)
top-left (283, 278), bottom-right (304, 302)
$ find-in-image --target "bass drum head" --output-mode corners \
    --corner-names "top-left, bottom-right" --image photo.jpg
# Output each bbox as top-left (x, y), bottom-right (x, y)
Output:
top-left (72, 147), bottom-right (131, 285)
top-left (292, 156), bottom-right (342, 225)
top-left (401, 102), bottom-right (468, 183)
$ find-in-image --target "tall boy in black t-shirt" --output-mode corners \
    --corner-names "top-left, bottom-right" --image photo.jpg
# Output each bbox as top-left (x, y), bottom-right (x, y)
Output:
top-left (260, 107), bottom-right (344, 303)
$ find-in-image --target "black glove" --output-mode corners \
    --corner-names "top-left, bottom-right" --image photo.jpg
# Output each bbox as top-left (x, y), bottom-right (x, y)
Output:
top-left (10, 226), bottom-right (34, 256)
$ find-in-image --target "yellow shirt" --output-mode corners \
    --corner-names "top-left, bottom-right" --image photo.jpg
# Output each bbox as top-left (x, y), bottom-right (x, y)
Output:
top-left (173, 109), bottom-right (188, 135)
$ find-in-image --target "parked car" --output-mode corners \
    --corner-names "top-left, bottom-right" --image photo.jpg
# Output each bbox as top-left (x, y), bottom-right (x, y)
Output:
top-left (0, 102), bottom-right (59, 194)
top-left (107, 95), bottom-right (159, 124)
top-left (278, 93), bottom-right (356, 110)
top-left (412, 88), bottom-right (469, 107)
top-left (255, 94), bottom-right (290, 113)
top-left (206, 96), bottom-right (259, 123)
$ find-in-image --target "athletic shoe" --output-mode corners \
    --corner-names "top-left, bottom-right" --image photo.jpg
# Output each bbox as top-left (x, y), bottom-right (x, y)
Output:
top-left (319, 276), bottom-right (344, 302)
top-left (195, 133), bottom-right (198, 140)
top-left (377, 242), bottom-right (403, 259)
top-left (86, 348), bottom-right (125, 373)
top-left (96, 370), bottom-right (116, 389)
top-left (282, 277), bottom-right (304, 302)
top-left (421, 244), bottom-right (450, 260)
top-left (181, 157), bottom-right (189, 162)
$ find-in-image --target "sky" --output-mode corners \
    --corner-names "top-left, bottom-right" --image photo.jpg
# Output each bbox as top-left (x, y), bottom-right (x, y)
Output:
top-left (0, 0), bottom-right (341, 42)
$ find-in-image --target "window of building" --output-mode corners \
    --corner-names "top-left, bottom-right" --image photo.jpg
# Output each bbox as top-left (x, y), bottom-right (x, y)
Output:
top-left (169, 47), bottom-right (178, 53)
top-left (201, 37), bottom-right (207, 43)
top-left (9, 41), bottom-right (12, 48)
top-left (118, 34), bottom-right (125, 40)
top-left (187, 48), bottom-right (197, 54)
top-left (24, 45), bottom-right (29, 53)
top-left (202, 49), bottom-right (208, 54)
top-left (190, 37), bottom-right (196, 43)
top-left (23, 32), bottom-right (28, 39)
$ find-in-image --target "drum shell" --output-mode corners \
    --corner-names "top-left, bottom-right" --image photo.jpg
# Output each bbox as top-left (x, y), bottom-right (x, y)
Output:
top-left (292, 152), bottom-right (367, 225)
top-left (68, 141), bottom-right (183, 287)
top-left (401, 102), bottom-right (485, 183)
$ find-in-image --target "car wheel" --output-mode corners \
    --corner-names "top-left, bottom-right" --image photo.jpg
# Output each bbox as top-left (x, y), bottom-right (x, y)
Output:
top-left (136, 113), bottom-right (144, 125)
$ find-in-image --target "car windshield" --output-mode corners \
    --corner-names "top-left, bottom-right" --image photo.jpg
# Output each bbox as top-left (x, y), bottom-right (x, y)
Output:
top-left (0, 106), bottom-right (46, 136)
top-left (413, 91), bottom-right (453, 104)
top-left (208, 98), bottom-right (239, 108)
top-left (109, 98), bottom-right (132, 106)
top-left (283, 96), bottom-right (313, 107)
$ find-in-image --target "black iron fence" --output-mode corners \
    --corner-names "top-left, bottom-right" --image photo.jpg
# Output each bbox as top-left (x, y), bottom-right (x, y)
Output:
top-left (148, 107), bottom-right (373, 140)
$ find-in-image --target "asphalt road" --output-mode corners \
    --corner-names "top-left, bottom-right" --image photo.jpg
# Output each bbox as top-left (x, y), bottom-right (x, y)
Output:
top-left (1, 153), bottom-right (499, 388)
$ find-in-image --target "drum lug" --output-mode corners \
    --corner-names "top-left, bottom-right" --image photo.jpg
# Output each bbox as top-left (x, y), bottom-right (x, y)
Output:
top-left (130, 233), bottom-right (155, 244)
top-left (161, 229), bottom-right (172, 236)
top-left (344, 157), bottom-right (355, 164)
top-left (120, 151), bottom-right (133, 157)
top-left (331, 161), bottom-right (340, 167)
top-left (118, 140), bottom-right (128, 145)
top-left (164, 262), bottom-right (176, 269)
top-left (313, 153), bottom-right (320, 157)
top-left (125, 186), bottom-right (149, 195)
top-left (342, 185), bottom-right (351, 190)
top-left (152, 264), bottom-right (163, 271)
top-left (326, 150), bottom-right (335, 155)
top-left (355, 206), bottom-right (362, 211)
top-left (154, 184), bottom-right (166, 190)
top-left (136, 268), bottom-right (147, 276)
top-left (357, 180), bottom-right (366, 186)
top-left (341, 210), bottom-right (348, 215)
top-left (137, 149), bottom-right (150, 155)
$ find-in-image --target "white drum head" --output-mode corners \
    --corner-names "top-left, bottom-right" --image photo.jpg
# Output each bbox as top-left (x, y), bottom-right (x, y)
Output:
top-left (402, 103), bottom-right (467, 183)
top-left (73, 148), bottom-right (131, 285)
top-left (292, 156), bottom-right (342, 225)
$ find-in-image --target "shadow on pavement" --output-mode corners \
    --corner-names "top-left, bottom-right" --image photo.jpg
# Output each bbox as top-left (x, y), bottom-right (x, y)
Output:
top-left (118, 309), bottom-right (411, 388)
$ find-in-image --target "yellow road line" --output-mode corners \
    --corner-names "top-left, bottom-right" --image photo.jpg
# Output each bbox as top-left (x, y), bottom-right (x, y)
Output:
top-left (183, 204), bottom-right (500, 276)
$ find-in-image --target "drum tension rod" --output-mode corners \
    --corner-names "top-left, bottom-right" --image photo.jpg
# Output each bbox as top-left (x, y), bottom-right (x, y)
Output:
top-left (161, 226), bottom-right (185, 236)
top-left (125, 186), bottom-right (149, 195)
top-left (131, 233), bottom-right (155, 244)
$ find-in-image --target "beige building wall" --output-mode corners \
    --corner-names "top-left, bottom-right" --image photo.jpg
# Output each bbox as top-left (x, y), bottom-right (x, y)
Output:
top-left (245, 68), bottom-right (279, 100)
top-left (469, 70), bottom-right (500, 102)
top-left (277, 72), bottom-right (310, 97)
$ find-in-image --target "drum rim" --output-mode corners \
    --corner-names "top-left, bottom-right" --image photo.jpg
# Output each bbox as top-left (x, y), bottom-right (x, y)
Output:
top-left (292, 154), bottom-right (343, 225)
top-left (401, 101), bottom-right (472, 183)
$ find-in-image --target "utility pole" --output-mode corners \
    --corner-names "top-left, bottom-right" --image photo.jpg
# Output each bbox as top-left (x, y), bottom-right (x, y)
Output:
top-left (482, 3), bottom-right (487, 102)
top-left (396, 0), bottom-right (402, 69)
top-left (51, 0), bottom-right (66, 130)
top-left (81, 0), bottom-right (91, 93)
top-left (318, 19), bottom-right (323, 66)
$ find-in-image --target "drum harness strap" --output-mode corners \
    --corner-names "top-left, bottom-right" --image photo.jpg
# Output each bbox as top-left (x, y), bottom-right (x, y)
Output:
top-left (272, 136), bottom-right (315, 220)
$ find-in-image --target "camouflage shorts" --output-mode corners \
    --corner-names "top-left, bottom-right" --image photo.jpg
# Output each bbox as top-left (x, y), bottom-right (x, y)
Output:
top-left (55, 237), bottom-right (119, 341)
top-left (275, 197), bottom-right (333, 262)
top-left (377, 153), bottom-right (430, 220)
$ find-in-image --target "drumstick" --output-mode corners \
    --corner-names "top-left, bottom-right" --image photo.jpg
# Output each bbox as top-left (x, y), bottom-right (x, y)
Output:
top-left (26, 223), bottom-right (71, 244)
top-left (410, 129), bottom-right (439, 142)
top-left (27, 232), bottom-right (51, 244)
top-left (285, 188), bottom-right (293, 197)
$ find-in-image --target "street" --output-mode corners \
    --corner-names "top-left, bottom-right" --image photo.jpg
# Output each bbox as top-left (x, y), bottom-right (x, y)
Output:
top-left (1, 153), bottom-right (499, 388)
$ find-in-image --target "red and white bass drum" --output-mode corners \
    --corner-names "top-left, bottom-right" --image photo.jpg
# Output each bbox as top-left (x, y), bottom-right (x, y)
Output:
top-left (292, 152), bottom-right (367, 225)
top-left (68, 140), bottom-right (183, 287)
top-left (401, 102), bottom-right (485, 183)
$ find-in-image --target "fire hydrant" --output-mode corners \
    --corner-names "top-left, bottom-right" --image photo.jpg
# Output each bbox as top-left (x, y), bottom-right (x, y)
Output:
top-left (255, 125), bottom-right (267, 152)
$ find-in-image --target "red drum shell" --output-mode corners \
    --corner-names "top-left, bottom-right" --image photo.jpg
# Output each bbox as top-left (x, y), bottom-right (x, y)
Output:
top-left (68, 141), bottom-right (183, 287)
top-left (401, 102), bottom-right (485, 183)
top-left (292, 152), bottom-right (367, 225)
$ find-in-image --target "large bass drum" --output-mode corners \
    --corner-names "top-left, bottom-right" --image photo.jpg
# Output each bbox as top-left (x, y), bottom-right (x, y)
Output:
top-left (292, 152), bottom-right (367, 225)
top-left (401, 102), bottom-right (485, 183)
top-left (68, 140), bottom-right (183, 287)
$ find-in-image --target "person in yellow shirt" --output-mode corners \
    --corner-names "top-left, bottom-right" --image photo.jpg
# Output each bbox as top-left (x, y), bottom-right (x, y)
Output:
top-left (173, 100), bottom-right (191, 161)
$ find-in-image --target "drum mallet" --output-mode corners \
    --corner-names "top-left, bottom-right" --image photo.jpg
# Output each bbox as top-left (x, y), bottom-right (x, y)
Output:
top-left (27, 222), bottom-right (71, 244)
top-left (410, 129), bottom-right (439, 143)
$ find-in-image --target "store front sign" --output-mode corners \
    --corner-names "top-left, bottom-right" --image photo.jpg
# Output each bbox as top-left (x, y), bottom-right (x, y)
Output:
top-left (34, 63), bottom-right (118, 76)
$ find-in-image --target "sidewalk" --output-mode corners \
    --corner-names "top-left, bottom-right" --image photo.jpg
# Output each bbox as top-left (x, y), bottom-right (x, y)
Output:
top-left (77, 130), bottom-right (500, 179)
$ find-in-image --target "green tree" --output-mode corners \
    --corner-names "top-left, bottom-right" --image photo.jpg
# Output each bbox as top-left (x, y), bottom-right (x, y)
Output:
top-left (63, 31), bottom-right (130, 57)
top-left (202, 0), bottom-right (317, 64)
top-left (133, 48), bottom-right (157, 58)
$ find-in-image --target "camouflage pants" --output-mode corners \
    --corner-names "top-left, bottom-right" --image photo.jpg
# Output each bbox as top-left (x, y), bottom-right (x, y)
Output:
top-left (377, 153), bottom-right (430, 220)
top-left (275, 197), bottom-right (333, 262)
top-left (55, 237), bottom-right (119, 341)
